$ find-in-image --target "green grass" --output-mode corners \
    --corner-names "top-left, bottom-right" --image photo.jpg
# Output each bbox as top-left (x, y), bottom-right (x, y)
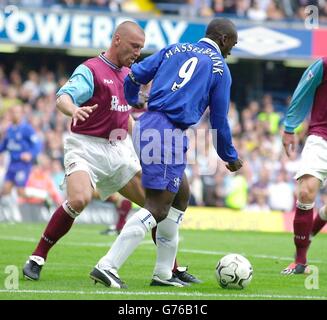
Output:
top-left (0, 223), bottom-right (326, 300)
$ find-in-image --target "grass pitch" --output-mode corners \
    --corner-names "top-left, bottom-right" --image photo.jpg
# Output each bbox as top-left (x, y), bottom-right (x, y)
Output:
top-left (0, 222), bottom-right (326, 300)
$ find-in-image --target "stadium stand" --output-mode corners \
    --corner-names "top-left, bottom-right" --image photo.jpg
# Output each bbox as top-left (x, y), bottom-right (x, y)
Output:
top-left (1, 1), bottom-right (327, 223)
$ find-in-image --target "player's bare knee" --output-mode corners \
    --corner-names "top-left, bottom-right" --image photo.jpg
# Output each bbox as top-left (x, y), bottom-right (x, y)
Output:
top-left (16, 188), bottom-right (26, 198)
top-left (298, 188), bottom-right (316, 203)
top-left (148, 207), bottom-right (170, 223)
top-left (69, 194), bottom-right (92, 212)
top-left (2, 184), bottom-right (12, 195)
top-left (172, 198), bottom-right (188, 212)
top-left (172, 176), bottom-right (190, 211)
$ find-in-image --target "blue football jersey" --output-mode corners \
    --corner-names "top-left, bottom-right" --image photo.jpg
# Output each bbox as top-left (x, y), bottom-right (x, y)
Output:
top-left (0, 121), bottom-right (42, 163)
top-left (124, 38), bottom-right (238, 162)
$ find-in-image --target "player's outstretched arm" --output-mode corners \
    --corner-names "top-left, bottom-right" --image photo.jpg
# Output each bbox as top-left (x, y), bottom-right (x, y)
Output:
top-left (56, 94), bottom-right (97, 126)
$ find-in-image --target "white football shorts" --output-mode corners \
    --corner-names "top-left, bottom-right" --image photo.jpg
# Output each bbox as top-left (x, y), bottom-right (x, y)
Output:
top-left (295, 134), bottom-right (327, 184)
top-left (63, 133), bottom-right (141, 200)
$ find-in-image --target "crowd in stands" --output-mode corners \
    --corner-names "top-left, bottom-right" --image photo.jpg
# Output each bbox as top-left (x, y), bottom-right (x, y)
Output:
top-left (1, 57), bottom-right (327, 214)
top-left (1, 0), bottom-right (327, 22)
top-left (0, 0), bottom-right (143, 13)
top-left (156, 0), bottom-right (327, 22)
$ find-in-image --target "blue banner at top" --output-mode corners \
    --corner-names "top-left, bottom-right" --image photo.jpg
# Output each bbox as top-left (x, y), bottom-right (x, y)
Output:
top-left (0, 7), bottom-right (315, 59)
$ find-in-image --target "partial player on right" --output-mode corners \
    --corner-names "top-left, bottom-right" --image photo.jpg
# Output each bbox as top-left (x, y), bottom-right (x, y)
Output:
top-left (281, 57), bottom-right (327, 275)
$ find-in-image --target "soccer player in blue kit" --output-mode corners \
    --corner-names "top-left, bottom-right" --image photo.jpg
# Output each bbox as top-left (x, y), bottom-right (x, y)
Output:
top-left (91, 18), bottom-right (243, 287)
top-left (0, 104), bottom-right (41, 203)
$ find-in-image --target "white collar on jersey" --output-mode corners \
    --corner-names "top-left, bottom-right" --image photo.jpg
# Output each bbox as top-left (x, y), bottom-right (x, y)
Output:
top-left (99, 53), bottom-right (121, 70)
top-left (198, 38), bottom-right (222, 55)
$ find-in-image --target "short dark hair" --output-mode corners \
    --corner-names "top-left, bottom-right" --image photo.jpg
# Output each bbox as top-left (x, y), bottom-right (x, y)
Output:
top-left (205, 18), bottom-right (237, 42)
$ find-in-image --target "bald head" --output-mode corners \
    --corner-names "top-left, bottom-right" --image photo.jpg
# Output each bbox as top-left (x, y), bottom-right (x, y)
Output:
top-left (107, 21), bottom-right (145, 68)
top-left (205, 18), bottom-right (238, 58)
top-left (114, 21), bottom-right (145, 40)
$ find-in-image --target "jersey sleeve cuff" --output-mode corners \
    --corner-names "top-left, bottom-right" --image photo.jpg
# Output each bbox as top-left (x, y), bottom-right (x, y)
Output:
top-left (284, 126), bottom-right (295, 134)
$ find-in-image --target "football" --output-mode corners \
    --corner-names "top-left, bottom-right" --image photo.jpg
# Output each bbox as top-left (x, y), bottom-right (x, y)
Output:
top-left (215, 253), bottom-right (253, 289)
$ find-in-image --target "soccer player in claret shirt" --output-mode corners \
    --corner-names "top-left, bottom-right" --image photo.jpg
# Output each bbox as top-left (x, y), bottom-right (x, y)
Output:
top-left (90, 18), bottom-right (242, 287)
top-left (22, 21), bottom-right (200, 287)
top-left (0, 104), bottom-right (42, 207)
top-left (281, 57), bottom-right (327, 275)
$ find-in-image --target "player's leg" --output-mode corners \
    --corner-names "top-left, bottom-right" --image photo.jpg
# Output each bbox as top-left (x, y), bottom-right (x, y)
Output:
top-left (23, 170), bottom-right (93, 280)
top-left (151, 174), bottom-right (190, 286)
top-left (1, 163), bottom-right (31, 221)
top-left (170, 174), bottom-right (202, 283)
top-left (151, 173), bottom-right (201, 284)
top-left (1, 180), bottom-right (14, 195)
top-left (311, 205), bottom-right (327, 236)
top-left (114, 196), bottom-right (132, 234)
top-left (282, 174), bottom-right (320, 275)
top-left (118, 170), bottom-right (145, 206)
top-left (0, 180), bottom-right (14, 207)
top-left (91, 187), bottom-right (180, 288)
top-left (89, 140), bottom-right (155, 288)
top-left (0, 180), bottom-right (14, 220)
top-left (101, 193), bottom-right (133, 234)
top-left (119, 170), bottom-right (200, 283)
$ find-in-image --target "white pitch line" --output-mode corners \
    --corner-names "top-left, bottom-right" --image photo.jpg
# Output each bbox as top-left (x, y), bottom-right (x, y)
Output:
top-left (0, 235), bottom-right (153, 247)
top-left (0, 289), bottom-right (326, 300)
top-left (177, 248), bottom-right (325, 264)
top-left (0, 235), bottom-right (325, 264)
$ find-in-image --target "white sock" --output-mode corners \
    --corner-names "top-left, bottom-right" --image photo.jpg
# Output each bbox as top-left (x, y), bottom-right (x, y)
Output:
top-left (153, 207), bottom-right (184, 280)
top-left (0, 194), bottom-right (12, 207)
top-left (0, 194), bottom-right (21, 222)
top-left (98, 208), bottom-right (156, 270)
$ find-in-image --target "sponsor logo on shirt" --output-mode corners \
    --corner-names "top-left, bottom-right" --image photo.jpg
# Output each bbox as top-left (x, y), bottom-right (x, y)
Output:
top-left (110, 96), bottom-right (131, 112)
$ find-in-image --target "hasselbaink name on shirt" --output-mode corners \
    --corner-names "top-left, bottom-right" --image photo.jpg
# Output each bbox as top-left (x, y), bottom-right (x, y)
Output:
top-left (165, 44), bottom-right (224, 75)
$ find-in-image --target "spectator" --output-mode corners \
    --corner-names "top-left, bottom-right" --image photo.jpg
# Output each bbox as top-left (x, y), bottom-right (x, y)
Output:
top-left (267, 169), bottom-right (295, 212)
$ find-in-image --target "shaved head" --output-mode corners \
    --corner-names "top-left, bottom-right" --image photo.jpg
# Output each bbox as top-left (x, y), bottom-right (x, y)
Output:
top-left (107, 21), bottom-right (145, 68)
top-left (114, 21), bottom-right (145, 39)
top-left (205, 18), bottom-right (238, 58)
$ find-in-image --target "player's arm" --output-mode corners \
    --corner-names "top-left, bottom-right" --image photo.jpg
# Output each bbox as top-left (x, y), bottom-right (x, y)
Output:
top-left (56, 65), bottom-right (98, 125)
top-left (124, 48), bottom-right (166, 106)
top-left (209, 74), bottom-right (242, 172)
top-left (284, 58), bottom-right (324, 134)
top-left (24, 126), bottom-right (42, 162)
top-left (19, 126), bottom-right (41, 163)
top-left (0, 134), bottom-right (8, 153)
top-left (282, 59), bottom-right (324, 156)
